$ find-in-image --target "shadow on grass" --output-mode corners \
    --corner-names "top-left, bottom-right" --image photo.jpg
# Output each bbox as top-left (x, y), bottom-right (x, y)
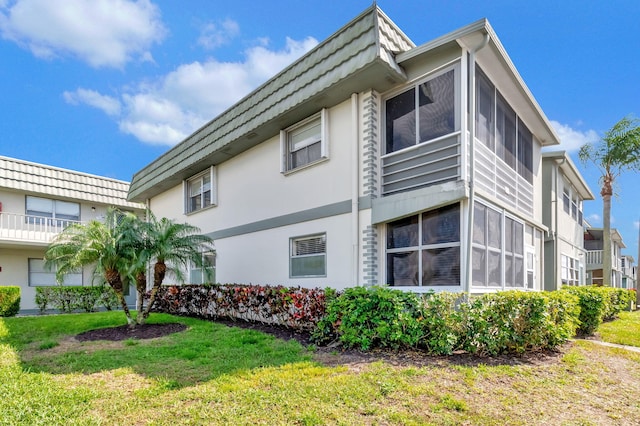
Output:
top-left (0, 312), bottom-right (312, 388)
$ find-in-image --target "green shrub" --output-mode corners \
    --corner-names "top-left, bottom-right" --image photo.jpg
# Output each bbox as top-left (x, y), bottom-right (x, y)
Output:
top-left (312, 286), bottom-right (423, 350)
top-left (35, 286), bottom-right (115, 313)
top-left (561, 286), bottom-right (606, 335)
top-left (417, 292), bottom-right (464, 355)
top-left (0, 286), bottom-right (20, 317)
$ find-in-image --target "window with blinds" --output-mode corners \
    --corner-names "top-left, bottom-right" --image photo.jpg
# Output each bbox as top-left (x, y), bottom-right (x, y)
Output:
top-left (28, 258), bottom-right (82, 287)
top-left (26, 196), bottom-right (80, 227)
top-left (185, 167), bottom-right (216, 214)
top-left (281, 110), bottom-right (328, 172)
top-left (290, 234), bottom-right (326, 277)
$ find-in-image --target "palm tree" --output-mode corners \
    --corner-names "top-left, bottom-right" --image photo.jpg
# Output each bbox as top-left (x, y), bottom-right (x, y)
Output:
top-left (579, 115), bottom-right (640, 286)
top-left (45, 209), bottom-right (140, 324)
top-left (135, 211), bottom-right (213, 325)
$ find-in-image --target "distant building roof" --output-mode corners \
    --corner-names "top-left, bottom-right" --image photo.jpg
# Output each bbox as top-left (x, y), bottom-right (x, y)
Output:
top-left (0, 155), bottom-right (144, 210)
top-left (542, 151), bottom-right (595, 200)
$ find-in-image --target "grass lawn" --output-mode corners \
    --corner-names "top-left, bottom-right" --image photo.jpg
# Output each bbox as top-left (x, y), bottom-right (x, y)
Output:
top-left (2, 312), bottom-right (640, 425)
top-left (597, 309), bottom-right (640, 347)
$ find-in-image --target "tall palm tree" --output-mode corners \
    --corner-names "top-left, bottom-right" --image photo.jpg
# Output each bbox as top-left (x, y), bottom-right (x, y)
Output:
top-left (136, 211), bottom-right (213, 325)
top-left (45, 209), bottom-right (140, 324)
top-left (579, 115), bottom-right (640, 286)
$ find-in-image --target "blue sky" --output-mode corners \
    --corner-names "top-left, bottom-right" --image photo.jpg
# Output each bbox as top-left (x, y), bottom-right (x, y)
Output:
top-left (1, 0), bottom-right (638, 259)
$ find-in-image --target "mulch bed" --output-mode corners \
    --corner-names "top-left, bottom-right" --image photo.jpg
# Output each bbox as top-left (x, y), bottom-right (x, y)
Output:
top-left (76, 323), bottom-right (188, 342)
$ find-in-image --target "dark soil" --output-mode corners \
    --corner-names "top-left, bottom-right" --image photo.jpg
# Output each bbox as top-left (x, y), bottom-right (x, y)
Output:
top-left (76, 323), bottom-right (188, 342)
top-left (74, 318), bottom-right (568, 368)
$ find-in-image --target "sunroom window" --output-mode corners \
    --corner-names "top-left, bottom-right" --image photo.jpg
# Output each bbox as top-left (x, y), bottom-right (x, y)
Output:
top-left (386, 204), bottom-right (460, 287)
top-left (185, 167), bottom-right (216, 214)
top-left (472, 202), bottom-right (526, 288)
top-left (475, 66), bottom-right (534, 184)
top-left (385, 68), bottom-right (456, 154)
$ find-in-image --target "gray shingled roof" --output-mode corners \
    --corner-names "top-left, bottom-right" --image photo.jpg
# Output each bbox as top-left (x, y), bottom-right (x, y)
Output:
top-left (0, 155), bottom-right (144, 209)
top-left (128, 5), bottom-right (414, 202)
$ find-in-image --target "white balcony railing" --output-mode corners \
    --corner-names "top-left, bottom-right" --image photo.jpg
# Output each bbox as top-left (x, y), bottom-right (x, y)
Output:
top-left (585, 250), bottom-right (623, 271)
top-left (0, 212), bottom-right (81, 244)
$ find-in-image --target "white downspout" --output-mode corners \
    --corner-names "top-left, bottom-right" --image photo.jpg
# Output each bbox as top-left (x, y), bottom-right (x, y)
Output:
top-left (554, 157), bottom-right (566, 288)
top-left (464, 33), bottom-right (490, 296)
top-left (351, 93), bottom-right (360, 286)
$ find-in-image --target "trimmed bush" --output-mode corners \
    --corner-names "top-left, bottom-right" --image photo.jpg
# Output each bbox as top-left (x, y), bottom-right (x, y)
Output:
top-left (460, 291), bottom-right (580, 356)
top-left (418, 292), bottom-right (465, 355)
top-left (561, 285), bottom-right (632, 335)
top-left (0, 286), bottom-right (20, 317)
top-left (35, 286), bottom-right (116, 313)
top-left (150, 284), bottom-right (329, 332)
top-left (313, 286), bottom-right (423, 350)
top-left (314, 287), bottom-right (580, 355)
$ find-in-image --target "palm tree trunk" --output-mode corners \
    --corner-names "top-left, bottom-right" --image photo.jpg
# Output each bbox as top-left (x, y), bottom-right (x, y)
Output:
top-left (601, 176), bottom-right (613, 287)
top-left (106, 269), bottom-right (134, 325)
top-left (138, 262), bottom-right (167, 325)
top-left (135, 271), bottom-right (147, 316)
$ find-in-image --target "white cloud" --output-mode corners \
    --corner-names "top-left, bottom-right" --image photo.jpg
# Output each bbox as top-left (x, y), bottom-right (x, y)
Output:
top-left (197, 18), bottom-right (239, 50)
top-left (66, 36), bottom-right (318, 145)
top-left (0, 0), bottom-right (166, 68)
top-left (586, 213), bottom-right (602, 226)
top-left (63, 88), bottom-right (121, 116)
top-left (548, 121), bottom-right (599, 153)
top-left (634, 220), bottom-right (639, 230)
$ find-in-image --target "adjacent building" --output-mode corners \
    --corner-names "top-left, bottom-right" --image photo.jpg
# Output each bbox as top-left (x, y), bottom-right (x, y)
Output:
top-left (0, 155), bottom-right (144, 311)
top-left (584, 227), bottom-right (627, 287)
top-left (128, 6), bottom-right (562, 294)
top-left (541, 151), bottom-right (594, 290)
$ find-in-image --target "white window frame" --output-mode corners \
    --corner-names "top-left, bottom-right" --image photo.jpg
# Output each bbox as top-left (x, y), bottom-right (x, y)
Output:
top-left (471, 201), bottom-right (527, 290)
top-left (290, 233), bottom-right (327, 278)
top-left (184, 166), bottom-right (217, 214)
top-left (383, 65), bottom-right (460, 155)
top-left (25, 196), bottom-right (80, 227)
top-left (280, 109), bottom-right (329, 173)
top-left (190, 251), bottom-right (216, 284)
top-left (561, 254), bottom-right (580, 286)
top-left (385, 204), bottom-right (461, 289)
top-left (28, 258), bottom-right (82, 287)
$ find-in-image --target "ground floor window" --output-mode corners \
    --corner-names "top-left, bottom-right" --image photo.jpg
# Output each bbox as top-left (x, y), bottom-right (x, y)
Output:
top-left (190, 251), bottom-right (216, 284)
top-left (290, 234), bottom-right (326, 278)
top-left (386, 203), bottom-right (460, 287)
top-left (28, 258), bottom-right (82, 286)
top-left (472, 202), bottom-right (526, 288)
top-left (561, 254), bottom-right (580, 286)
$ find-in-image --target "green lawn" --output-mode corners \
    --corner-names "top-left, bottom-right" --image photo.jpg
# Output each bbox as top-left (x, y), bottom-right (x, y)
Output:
top-left (597, 309), bottom-right (640, 347)
top-left (2, 312), bottom-right (640, 425)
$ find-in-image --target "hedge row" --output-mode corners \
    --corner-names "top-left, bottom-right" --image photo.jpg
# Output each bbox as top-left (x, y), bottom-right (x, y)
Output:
top-left (35, 286), bottom-right (120, 313)
top-left (561, 286), bottom-right (635, 335)
top-left (0, 286), bottom-right (20, 317)
top-left (312, 287), bottom-right (581, 356)
top-left (148, 283), bottom-right (634, 356)
top-left (148, 284), bottom-right (332, 331)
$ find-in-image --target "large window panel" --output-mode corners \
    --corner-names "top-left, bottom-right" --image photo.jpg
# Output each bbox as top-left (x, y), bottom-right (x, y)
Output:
top-left (26, 196), bottom-right (80, 226)
top-left (418, 70), bottom-right (455, 143)
top-left (496, 93), bottom-right (516, 169)
top-left (476, 69), bottom-right (495, 150)
top-left (387, 251), bottom-right (419, 286)
top-left (517, 118), bottom-right (533, 183)
top-left (28, 258), bottom-right (82, 286)
top-left (386, 68), bottom-right (456, 154)
top-left (386, 204), bottom-right (460, 287)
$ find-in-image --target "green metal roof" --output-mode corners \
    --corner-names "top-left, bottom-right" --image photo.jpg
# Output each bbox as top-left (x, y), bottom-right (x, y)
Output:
top-left (128, 6), bottom-right (414, 202)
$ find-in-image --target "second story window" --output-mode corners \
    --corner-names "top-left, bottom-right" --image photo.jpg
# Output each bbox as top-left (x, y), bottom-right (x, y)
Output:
top-left (475, 66), bottom-right (534, 184)
top-left (185, 167), bottom-right (216, 214)
top-left (385, 68), bottom-right (456, 154)
top-left (26, 196), bottom-right (80, 227)
top-left (281, 110), bottom-right (328, 173)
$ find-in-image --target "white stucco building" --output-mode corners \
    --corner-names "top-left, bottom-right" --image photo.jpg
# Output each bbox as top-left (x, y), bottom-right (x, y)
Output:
top-left (129, 6), bottom-right (562, 294)
top-left (0, 155), bottom-right (144, 311)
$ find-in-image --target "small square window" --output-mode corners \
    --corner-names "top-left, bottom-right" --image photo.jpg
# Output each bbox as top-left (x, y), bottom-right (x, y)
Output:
top-left (185, 167), bottom-right (216, 214)
top-left (190, 251), bottom-right (216, 284)
top-left (281, 110), bottom-right (327, 172)
top-left (290, 234), bottom-right (326, 278)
